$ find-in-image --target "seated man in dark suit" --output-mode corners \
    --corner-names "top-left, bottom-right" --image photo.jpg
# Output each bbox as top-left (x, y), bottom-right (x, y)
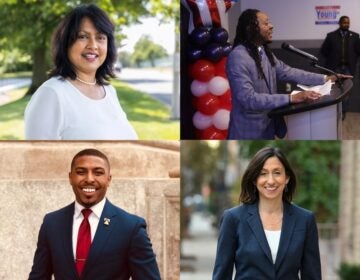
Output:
top-left (29, 148), bottom-right (161, 280)
top-left (320, 15), bottom-right (360, 119)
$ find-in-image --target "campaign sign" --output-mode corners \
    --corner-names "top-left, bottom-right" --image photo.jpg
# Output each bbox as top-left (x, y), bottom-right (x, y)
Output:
top-left (315, 5), bottom-right (341, 25)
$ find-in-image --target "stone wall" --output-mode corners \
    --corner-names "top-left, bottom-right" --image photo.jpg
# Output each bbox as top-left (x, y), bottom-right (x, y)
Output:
top-left (0, 141), bottom-right (180, 280)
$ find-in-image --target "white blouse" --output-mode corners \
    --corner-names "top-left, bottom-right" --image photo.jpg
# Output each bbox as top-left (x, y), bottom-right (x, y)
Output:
top-left (264, 229), bottom-right (281, 264)
top-left (24, 77), bottom-right (138, 140)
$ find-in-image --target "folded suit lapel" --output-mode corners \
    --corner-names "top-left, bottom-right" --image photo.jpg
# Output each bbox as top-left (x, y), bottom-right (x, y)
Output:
top-left (275, 202), bottom-right (296, 270)
top-left (81, 200), bottom-right (117, 277)
top-left (246, 203), bottom-right (273, 264)
top-left (62, 203), bottom-right (80, 279)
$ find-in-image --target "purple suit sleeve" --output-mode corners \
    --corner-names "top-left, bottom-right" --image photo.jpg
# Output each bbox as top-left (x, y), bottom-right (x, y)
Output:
top-left (227, 47), bottom-right (290, 111)
top-left (274, 57), bottom-right (325, 85)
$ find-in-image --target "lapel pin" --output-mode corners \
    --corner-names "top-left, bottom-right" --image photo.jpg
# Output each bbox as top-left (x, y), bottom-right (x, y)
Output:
top-left (104, 218), bottom-right (110, 226)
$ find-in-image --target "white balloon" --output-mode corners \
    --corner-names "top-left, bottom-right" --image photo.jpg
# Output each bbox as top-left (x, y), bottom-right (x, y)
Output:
top-left (212, 109), bottom-right (230, 130)
top-left (193, 111), bottom-right (213, 130)
top-left (191, 80), bottom-right (208, 97)
top-left (208, 76), bottom-right (229, 96)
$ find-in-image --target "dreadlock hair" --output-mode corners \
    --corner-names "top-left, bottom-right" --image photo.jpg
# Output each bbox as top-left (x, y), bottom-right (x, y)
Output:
top-left (232, 9), bottom-right (275, 79)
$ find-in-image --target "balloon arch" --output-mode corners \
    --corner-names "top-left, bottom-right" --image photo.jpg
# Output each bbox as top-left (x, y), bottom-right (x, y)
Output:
top-left (181, 0), bottom-right (239, 139)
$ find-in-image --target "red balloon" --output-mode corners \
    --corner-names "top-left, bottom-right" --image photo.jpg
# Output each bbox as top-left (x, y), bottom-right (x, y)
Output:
top-left (189, 59), bottom-right (215, 82)
top-left (200, 126), bottom-right (226, 140)
top-left (194, 93), bottom-right (220, 115)
top-left (195, 129), bottom-right (202, 139)
top-left (214, 57), bottom-right (227, 78)
top-left (219, 89), bottom-right (232, 110)
top-left (222, 129), bottom-right (229, 138)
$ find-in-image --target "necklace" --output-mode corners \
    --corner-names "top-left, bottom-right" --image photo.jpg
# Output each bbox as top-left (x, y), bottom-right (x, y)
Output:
top-left (76, 77), bottom-right (97, 86)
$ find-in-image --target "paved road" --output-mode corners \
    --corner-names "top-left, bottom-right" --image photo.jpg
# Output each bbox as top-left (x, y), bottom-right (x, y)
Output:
top-left (0, 78), bottom-right (31, 105)
top-left (116, 68), bottom-right (173, 107)
top-left (0, 68), bottom-right (173, 107)
top-left (181, 212), bottom-right (218, 280)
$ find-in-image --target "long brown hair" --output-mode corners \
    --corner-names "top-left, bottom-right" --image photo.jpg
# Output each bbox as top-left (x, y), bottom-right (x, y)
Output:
top-left (240, 147), bottom-right (296, 204)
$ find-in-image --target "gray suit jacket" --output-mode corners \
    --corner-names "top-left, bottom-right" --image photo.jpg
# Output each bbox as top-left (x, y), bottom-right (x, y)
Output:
top-left (212, 202), bottom-right (321, 280)
top-left (226, 44), bottom-right (325, 139)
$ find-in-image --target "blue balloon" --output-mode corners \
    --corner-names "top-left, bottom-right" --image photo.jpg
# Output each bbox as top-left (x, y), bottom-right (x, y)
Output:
top-left (190, 27), bottom-right (211, 48)
top-left (204, 43), bottom-right (224, 62)
top-left (223, 43), bottom-right (232, 56)
top-left (211, 28), bottom-right (229, 45)
top-left (187, 48), bottom-right (203, 62)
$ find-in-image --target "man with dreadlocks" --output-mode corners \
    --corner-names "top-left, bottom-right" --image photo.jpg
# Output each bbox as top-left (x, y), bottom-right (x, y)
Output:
top-left (227, 9), bottom-right (341, 139)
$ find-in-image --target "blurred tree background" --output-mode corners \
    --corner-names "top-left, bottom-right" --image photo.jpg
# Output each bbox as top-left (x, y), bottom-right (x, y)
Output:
top-left (131, 35), bottom-right (168, 67)
top-left (0, 0), bottom-right (178, 95)
top-left (181, 140), bottom-right (341, 238)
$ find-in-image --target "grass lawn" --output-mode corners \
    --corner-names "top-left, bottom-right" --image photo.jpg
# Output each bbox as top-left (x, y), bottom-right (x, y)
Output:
top-left (0, 79), bottom-right (179, 140)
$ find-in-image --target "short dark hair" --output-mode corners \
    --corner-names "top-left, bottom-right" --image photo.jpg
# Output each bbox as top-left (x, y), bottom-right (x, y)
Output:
top-left (339, 15), bottom-right (349, 24)
top-left (50, 4), bottom-right (116, 85)
top-left (240, 147), bottom-right (296, 204)
top-left (71, 148), bottom-right (110, 170)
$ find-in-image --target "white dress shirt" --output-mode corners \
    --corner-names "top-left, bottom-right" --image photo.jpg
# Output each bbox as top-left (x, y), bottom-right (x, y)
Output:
top-left (72, 198), bottom-right (106, 259)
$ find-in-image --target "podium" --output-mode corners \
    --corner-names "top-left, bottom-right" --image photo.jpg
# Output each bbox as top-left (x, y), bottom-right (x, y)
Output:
top-left (269, 79), bottom-right (353, 140)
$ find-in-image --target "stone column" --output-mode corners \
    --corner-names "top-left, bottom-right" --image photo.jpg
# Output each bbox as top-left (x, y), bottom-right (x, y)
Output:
top-left (340, 140), bottom-right (360, 264)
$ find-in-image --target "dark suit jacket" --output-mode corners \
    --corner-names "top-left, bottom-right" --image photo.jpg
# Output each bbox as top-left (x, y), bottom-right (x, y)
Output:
top-left (29, 199), bottom-right (161, 280)
top-left (212, 202), bottom-right (321, 280)
top-left (320, 29), bottom-right (360, 75)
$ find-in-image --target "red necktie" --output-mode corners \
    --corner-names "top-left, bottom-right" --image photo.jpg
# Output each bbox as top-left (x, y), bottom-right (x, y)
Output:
top-left (76, 208), bottom-right (92, 277)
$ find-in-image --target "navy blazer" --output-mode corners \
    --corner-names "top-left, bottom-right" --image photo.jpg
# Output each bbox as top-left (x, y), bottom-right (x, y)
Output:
top-left (212, 202), bottom-right (321, 280)
top-left (29, 199), bottom-right (161, 280)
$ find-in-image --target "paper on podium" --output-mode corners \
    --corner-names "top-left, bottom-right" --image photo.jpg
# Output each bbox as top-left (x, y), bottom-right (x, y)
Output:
top-left (296, 80), bottom-right (333, 96)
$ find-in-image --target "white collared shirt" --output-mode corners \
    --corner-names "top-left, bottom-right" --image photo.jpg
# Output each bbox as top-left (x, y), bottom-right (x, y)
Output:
top-left (72, 197), bottom-right (106, 259)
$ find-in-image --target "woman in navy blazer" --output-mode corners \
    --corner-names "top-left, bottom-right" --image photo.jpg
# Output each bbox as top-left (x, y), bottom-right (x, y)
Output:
top-left (212, 147), bottom-right (321, 280)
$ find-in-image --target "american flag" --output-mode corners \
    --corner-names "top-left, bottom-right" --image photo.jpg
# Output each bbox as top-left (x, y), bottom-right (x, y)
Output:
top-left (182, 0), bottom-right (239, 33)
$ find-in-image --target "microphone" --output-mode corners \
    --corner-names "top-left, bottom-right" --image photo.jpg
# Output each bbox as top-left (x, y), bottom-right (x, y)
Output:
top-left (281, 42), bottom-right (318, 62)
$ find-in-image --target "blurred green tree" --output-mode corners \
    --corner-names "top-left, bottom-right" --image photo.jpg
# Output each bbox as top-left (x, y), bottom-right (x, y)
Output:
top-left (131, 35), bottom-right (168, 67)
top-left (117, 51), bottom-right (132, 67)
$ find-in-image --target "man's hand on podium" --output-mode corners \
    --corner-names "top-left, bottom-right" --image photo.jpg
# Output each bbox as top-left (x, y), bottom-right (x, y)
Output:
top-left (290, 91), bottom-right (321, 104)
top-left (326, 74), bottom-right (353, 82)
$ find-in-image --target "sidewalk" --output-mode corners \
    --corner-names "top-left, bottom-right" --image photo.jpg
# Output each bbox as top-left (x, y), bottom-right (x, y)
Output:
top-left (0, 78), bottom-right (31, 105)
top-left (117, 67), bottom-right (173, 107)
top-left (181, 212), bottom-right (218, 280)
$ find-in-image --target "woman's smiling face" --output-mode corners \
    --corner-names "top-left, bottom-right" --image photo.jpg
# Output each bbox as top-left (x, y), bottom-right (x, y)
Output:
top-left (67, 17), bottom-right (108, 77)
top-left (256, 156), bottom-right (289, 202)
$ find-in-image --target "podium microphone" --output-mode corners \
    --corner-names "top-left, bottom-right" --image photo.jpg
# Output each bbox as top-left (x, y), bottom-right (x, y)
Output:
top-left (281, 42), bottom-right (319, 62)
